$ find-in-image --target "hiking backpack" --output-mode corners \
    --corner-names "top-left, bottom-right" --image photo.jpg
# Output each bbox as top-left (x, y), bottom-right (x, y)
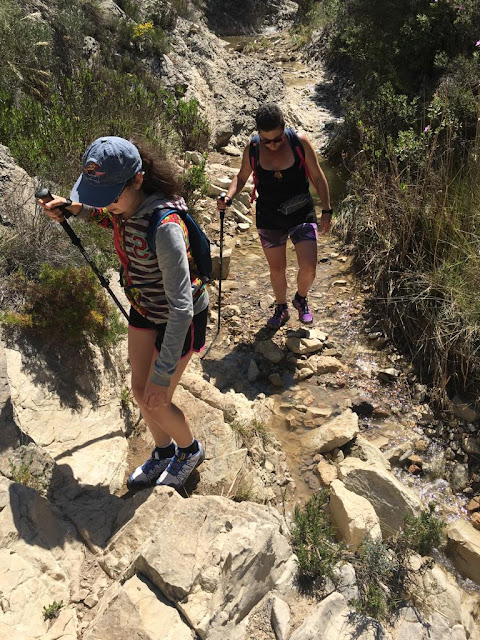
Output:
top-left (248, 127), bottom-right (312, 203)
top-left (147, 208), bottom-right (212, 284)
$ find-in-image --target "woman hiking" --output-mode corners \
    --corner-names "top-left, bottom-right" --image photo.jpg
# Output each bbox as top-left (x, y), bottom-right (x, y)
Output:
top-left (39, 136), bottom-right (207, 491)
top-left (218, 103), bottom-right (332, 328)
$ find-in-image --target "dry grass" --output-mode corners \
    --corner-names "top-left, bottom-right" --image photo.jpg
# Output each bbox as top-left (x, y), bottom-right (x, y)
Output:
top-left (336, 124), bottom-right (480, 404)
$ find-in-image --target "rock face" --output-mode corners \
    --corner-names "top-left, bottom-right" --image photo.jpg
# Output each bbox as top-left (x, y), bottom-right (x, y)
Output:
top-left (100, 487), bottom-right (296, 638)
top-left (447, 519), bottom-right (480, 585)
top-left (337, 457), bottom-right (422, 537)
top-left (160, 18), bottom-right (285, 148)
top-left (203, 0), bottom-right (297, 36)
top-left (329, 479), bottom-right (382, 550)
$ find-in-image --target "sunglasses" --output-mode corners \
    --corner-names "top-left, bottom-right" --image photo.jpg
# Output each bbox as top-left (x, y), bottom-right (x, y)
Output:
top-left (113, 176), bottom-right (135, 203)
top-left (260, 132), bottom-right (285, 146)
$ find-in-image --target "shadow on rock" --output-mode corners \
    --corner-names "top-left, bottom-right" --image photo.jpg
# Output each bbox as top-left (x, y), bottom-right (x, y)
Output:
top-left (2, 330), bottom-right (121, 410)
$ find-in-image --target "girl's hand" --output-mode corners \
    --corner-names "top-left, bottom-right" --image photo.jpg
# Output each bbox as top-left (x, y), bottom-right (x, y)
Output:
top-left (144, 379), bottom-right (169, 411)
top-left (37, 195), bottom-right (82, 222)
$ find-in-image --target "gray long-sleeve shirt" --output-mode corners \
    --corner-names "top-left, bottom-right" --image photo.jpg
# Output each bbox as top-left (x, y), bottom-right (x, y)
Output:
top-left (81, 194), bottom-right (208, 387)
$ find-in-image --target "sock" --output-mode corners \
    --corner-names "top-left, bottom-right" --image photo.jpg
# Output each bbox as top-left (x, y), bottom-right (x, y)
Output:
top-left (295, 292), bottom-right (306, 302)
top-left (277, 302), bottom-right (288, 309)
top-left (154, 441), bottom-right (176, 458)
top-left (178, 439), bottom-right (199, 456)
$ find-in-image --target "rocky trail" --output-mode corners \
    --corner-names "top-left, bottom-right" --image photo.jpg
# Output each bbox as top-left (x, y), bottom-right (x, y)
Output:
top-left (1, 21), bottom-right (480, 640)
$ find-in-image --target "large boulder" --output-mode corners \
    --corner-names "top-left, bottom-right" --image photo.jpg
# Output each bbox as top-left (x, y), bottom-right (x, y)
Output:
top-left (301, 409), bottom-right (359, 454)
top-left (100, 487), bottom-right (296, 638)
top-left (447, 519), bottom-right (480, 585)
top-left (337, 457), bottom-right (422, 537)
top-left (84, 575), bottom-right (195, 640)
top-left (329, 479), bottom-right (382, 550)
top-left (0, 477), bottom-right (83, 638)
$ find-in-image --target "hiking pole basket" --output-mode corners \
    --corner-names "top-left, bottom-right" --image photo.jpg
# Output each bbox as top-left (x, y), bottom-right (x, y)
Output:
top-left (35, 188), bottom-right (129, 321)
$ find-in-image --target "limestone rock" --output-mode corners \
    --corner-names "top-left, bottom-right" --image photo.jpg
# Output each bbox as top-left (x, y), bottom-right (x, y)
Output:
top-left (289, 592), bottom-right (390, 639)
top-left (285, 328), bottom-right (328, 355)
top-left (84, 575), bottom-right (194, 639)
top-left (300, 409), bottom-right (359, 454)
top-left (404, 557), bottom-right (480, 639)
top-left (316, 460), bottom-right (338, 486)
top-left (329, 480), bottom-right (382, 550)
top-left (210, 246), bottom-right (232, 280)
top-left (349, 435), bottom-right (391, 471)
top-left (308, 355), bottom-right (343, 374)
top-left (0, 477), bottom-right (84, 638)
top-left (270, 595), bottom-right (290, 640)
top-left (4, 343), bottom-right (128, 494)
top-left (101, 488), bottom-right (296, 638)
top-left (338, 457), bottom-right (422, 537)
top-left (255, 339), bottom-right (285, 364)
top-left (447, 519), bottom-right (480, 585)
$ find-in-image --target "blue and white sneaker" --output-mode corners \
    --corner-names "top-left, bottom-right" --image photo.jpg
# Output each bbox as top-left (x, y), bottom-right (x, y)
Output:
top-left (127, 447), bottom-right (174, 490)
top-left (156, 441), bottom-right (205, 488)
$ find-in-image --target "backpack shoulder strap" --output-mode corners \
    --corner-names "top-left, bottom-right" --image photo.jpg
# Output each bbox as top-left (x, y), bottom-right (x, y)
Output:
top-left (147, 207), bottom-right (181, 253)
top-left (285, 127), bottom-right (312, 183)
top-left (249, 134), bottom-right (260, 204)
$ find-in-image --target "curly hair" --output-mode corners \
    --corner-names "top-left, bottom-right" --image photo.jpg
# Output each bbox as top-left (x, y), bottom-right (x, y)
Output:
top-left (255, 103), bottom-right (285, 132)
top-left (132, 139), bottom-right (180, 199)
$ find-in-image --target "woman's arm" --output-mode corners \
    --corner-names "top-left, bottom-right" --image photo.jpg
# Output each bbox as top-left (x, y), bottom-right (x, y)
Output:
top-left (298, 132), bottom-right (332, 235)
top-left (149, 222), bottom-right (194, 390)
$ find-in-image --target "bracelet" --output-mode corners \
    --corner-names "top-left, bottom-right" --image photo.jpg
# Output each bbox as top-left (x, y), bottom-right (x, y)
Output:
top-left (321, 208), bottom-right (333, 215)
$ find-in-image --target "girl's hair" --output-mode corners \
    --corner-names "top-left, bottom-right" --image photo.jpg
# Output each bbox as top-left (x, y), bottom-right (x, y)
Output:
top-left (255, 103), bottom-right (285, 132)
top-left (132, 139), bottom-right (180, 199)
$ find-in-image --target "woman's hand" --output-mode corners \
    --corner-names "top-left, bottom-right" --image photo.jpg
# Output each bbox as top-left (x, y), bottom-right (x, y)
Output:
top-left (319, 211), bottom-right (333, 235)
top-left (144, 379), bottom-right (169, 411)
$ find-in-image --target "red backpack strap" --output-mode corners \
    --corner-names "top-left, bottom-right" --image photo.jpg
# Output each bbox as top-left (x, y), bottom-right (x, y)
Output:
top-left (285, 127), bottom-right (312, 184)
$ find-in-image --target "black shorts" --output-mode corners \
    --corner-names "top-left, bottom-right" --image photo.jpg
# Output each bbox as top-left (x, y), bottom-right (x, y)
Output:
top-left (129, 306), bottom-right (209, 356)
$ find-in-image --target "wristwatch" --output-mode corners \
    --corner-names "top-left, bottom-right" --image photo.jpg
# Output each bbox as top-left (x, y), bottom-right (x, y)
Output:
top-left (321, 208), bottom-right (333, 215)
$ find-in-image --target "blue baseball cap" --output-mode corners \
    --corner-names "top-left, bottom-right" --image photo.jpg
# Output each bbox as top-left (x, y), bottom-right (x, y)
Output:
top-left (70, 136), bottom-right (142, 207)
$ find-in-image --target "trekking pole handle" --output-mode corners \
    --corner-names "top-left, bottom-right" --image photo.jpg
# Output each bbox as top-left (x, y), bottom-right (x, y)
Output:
top-left (35, 188), bottom-right (73, 218)
top-left (218, 192), bottom-right (231, 216)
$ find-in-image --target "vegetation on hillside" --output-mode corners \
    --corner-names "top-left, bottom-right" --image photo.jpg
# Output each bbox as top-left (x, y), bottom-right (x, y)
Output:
top-left (298, 0), bottom-right (480, 403)
top-left (0, 0), bottom-right (209, 347)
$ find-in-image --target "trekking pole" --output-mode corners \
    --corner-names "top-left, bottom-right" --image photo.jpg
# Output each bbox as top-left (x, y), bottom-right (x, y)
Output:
top-left (35, 188), bottom-right (130, 321)
top-left (217, 192), bottom-right (228, 334)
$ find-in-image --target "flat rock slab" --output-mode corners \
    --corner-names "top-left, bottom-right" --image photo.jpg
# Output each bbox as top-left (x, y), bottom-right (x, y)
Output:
top-left (0, 477), bottom-right (83, 638)
top-left (101, 487), bottom-right (296, 638)
top-left (4, 345), bottom-right (128, 494)
top-left (84, 575), bottom-right (195, 640)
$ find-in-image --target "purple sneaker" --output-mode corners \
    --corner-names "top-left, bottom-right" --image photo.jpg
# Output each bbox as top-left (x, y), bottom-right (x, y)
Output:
top-left (267, 304), bottom-right (290, 329)
top-left (292, 295), bottom-right (313, 324)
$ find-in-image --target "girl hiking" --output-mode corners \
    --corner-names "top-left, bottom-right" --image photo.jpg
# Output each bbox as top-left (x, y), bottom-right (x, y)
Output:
top-left (39, 136), bottom-right (207, 490)
top-left (218, 103), bottom-right (332, 328)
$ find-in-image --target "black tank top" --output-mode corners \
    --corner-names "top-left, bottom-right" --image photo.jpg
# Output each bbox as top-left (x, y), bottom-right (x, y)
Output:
top-left (254, 133), bottom-right (316, 230)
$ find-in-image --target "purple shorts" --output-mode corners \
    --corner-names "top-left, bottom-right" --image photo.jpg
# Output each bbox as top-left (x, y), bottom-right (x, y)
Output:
top-left (258, 223), bottom-right (318, 249)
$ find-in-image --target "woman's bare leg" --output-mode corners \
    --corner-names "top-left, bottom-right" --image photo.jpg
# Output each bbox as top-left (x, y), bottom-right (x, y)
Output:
top-left (294, 240), bottom-right (317, 297)
top-left (262, 245), bottom-right (288, 303)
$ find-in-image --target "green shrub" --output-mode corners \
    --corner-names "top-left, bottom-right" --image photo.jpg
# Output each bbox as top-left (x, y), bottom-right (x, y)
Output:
top-left (291, 490), bottom-right (344, 585)
top-left (181, 155), bottom-right (209, 213)
top-left (43, 600), bottom-right (63, 621)
top-left (0, 264), bottom-right (126, 347)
